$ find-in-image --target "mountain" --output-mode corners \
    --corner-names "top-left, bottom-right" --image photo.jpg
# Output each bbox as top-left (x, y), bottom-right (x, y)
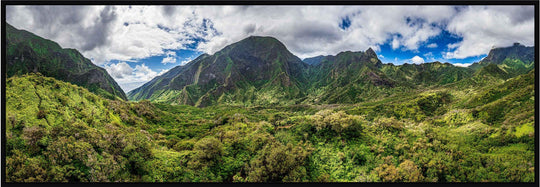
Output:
top-left (470, 43), bottom-right (535, 78)
top-left (6, 34), bottom-right (535, 182)
top-left (303, 49), bottom-right (472, 104)
top-left (128, 36), bottom-right (308, 107)
top-left (303, 49), bottom-right (396, 103)
top-left (303, 55), bottom-right (328, 66)
top-left (129, 35), bottom-right (533, 107)
top-left (381, 61), bottom-right (473, 87)
top-left (479, 43), bottom-right (534, 65)
top-left (5, 23), bottom-right (127, 100)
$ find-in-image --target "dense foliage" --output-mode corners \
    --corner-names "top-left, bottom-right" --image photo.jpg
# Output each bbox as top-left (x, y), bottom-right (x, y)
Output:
top-left (6, 68), bottom-right (535, 182)
top-left (4, 23), bottom-right (535, 183)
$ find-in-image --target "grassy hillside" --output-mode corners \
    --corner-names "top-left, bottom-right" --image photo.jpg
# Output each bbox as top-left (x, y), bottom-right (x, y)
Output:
top-left (6, 71), bottom-right (534, 182)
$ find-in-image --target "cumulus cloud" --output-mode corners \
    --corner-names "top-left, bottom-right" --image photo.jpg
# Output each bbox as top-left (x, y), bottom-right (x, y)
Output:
top-left (444, 6), bottom-right (534, 59)
top-left (7, 6), bottom-right (210, 65)
top-left (411, 56), bottom-right (425, 64)
top-left (161, 51), bottom-right (177, 64)
top-left (105, 62), bottom-right (133, 79)
top-left (452, 63), bottom-right (473, 67)
top-left (104, 62), bottom-right (169, 92)
top-left (426, 43), bottom-right (438, 48)
top-left (7, 5), bottom-right (532, 62)
top-left (192, 6), bottom-right (457, 58)
top-left (391, 36), bottom-right (400, 50)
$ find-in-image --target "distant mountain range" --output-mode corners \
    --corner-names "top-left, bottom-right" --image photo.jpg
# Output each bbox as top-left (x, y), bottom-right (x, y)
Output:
top-left (5, 24), bottom-right (534, 106)
top-left (5, 23), bottom-right (127, 100)
top-left (128, 36), bottom-right (534, 107)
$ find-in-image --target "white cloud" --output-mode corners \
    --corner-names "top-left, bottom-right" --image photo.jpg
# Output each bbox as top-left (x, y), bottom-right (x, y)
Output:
top-left (105, 62), bottom-right (133, 79)
top-left (378, 54), bottom-right (384, 58)
top-left (452, 63), bottom-right (473, 67)
top-left (161, 56), bottom-right (176, 64)
top-left (189, 5), bottom-right (457, 58)
top-left (411, 56), bottom-right (425, 64)
top-left (179, 59), bottom-right (192, 66)
top-left (104, 62), bottom-right (170, 92)
top-left (427, 43), bottom-right (438, 48)
top-left (6, 5), bottom-right (533, 67)
top-left (444, 6), bottom-right (534, 59)
top-left (391, 36), bottom-right (400, 50)
top-left (6, 6), bottom-right (208, 65)
top-left (447, 42), bottom-right (461, 49)
top-left (161, 50), bottom-right (177, 64)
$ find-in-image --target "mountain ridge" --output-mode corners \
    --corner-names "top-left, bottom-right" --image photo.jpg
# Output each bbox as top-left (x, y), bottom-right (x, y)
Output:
top-left (6, 23), bottom-right (127, 100)
top-left (128, 36), bottom-right (309, 107)
top-left (129, 35), bottom-right (532, 107)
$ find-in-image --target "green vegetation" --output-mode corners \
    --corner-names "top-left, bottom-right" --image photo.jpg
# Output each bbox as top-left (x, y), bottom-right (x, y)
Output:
top-left (6, 69), bottom-right (535, 182)
top-left (6, 23), bottom-right (127, 100)
top-left (5, 26), bottom-right (535, 183)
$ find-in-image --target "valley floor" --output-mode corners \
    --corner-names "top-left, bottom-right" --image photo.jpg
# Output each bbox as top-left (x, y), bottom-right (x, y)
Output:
top-left (5, 72), bottom-right (535, 182)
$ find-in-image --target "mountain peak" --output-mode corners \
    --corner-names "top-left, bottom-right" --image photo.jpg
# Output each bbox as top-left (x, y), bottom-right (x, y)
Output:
top-left (242, 35), bottom-right (282, 43)
top-left (480, 42), bottom-right (534, 65)
top-left (365, 47), bottom-right (377, 57)
top-left (223, 35), bottom-right (289, 54)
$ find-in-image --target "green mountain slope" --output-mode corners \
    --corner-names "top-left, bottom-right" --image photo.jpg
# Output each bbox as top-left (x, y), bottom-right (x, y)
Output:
top-left (6, 74), bottom-right (153, 182)
top-left (6, 23), bottom-right (127, 100)
top-left (128, 36), bottom-right (308, 107)
top-left (303, 49), bottom-right (473, 104)
top-left (129, 37), bottom-right (478, 107)
top-left (469, 43), bottom-right (535, 78)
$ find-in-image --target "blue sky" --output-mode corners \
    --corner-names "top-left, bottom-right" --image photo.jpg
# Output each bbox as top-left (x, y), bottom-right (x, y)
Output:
top-left (7, 5), bottom-right (535, 92)
top-left (109, 49), bottom-right (202, 75)
top-left (376, 30), bottom-right (485, 66)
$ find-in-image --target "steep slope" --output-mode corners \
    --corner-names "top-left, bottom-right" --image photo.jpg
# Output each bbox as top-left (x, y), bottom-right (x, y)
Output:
top-left (479, 43), bottom-right (534, 65)
top-left (470, 43), bottom-right (535, 77)
top-left (304, 49), bottom-right (394, 103)
top-left (6, 23), bottom-right (127, 100)
top-left (5, 73), bottom-right (154, 182)
top-left (381, 61), bottom-right (474, 87)
top-left (129, 35), bottom-right (533, 107)
top-left (304, 49), bottom-right (472, 104)
top-left (128, 36), bottom-right (308, 107)
top-left (303, 55), bottom-right (328, 66)
top-left (448, 43), bottom-right (535, 91)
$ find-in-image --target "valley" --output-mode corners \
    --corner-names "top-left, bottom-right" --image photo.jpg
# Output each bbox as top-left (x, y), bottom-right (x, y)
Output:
top-left (4, 23), bottom-right (536, 182)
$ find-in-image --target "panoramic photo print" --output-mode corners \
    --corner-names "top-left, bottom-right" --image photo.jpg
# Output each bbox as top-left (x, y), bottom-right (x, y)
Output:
top-left (3, 4), bottom-right (537, 183)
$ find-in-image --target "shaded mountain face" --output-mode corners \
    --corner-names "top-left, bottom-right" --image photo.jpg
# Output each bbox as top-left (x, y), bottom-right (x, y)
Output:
top-left (303, 55), bottom-right (328, 66)
top-left (6, 23), bottom-right (127, 100)
top-left (128, 36), bottom-right (308, 107)
top-left (480, 43), bottom-right (534, 65)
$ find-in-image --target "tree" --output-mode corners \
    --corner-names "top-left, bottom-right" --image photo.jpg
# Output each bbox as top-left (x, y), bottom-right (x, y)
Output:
top-left (246, 141), bottom-right (313, 182)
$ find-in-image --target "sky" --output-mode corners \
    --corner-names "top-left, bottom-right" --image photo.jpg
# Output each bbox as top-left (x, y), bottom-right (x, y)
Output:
top-left (6, 5), bottom-right (535, 92)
